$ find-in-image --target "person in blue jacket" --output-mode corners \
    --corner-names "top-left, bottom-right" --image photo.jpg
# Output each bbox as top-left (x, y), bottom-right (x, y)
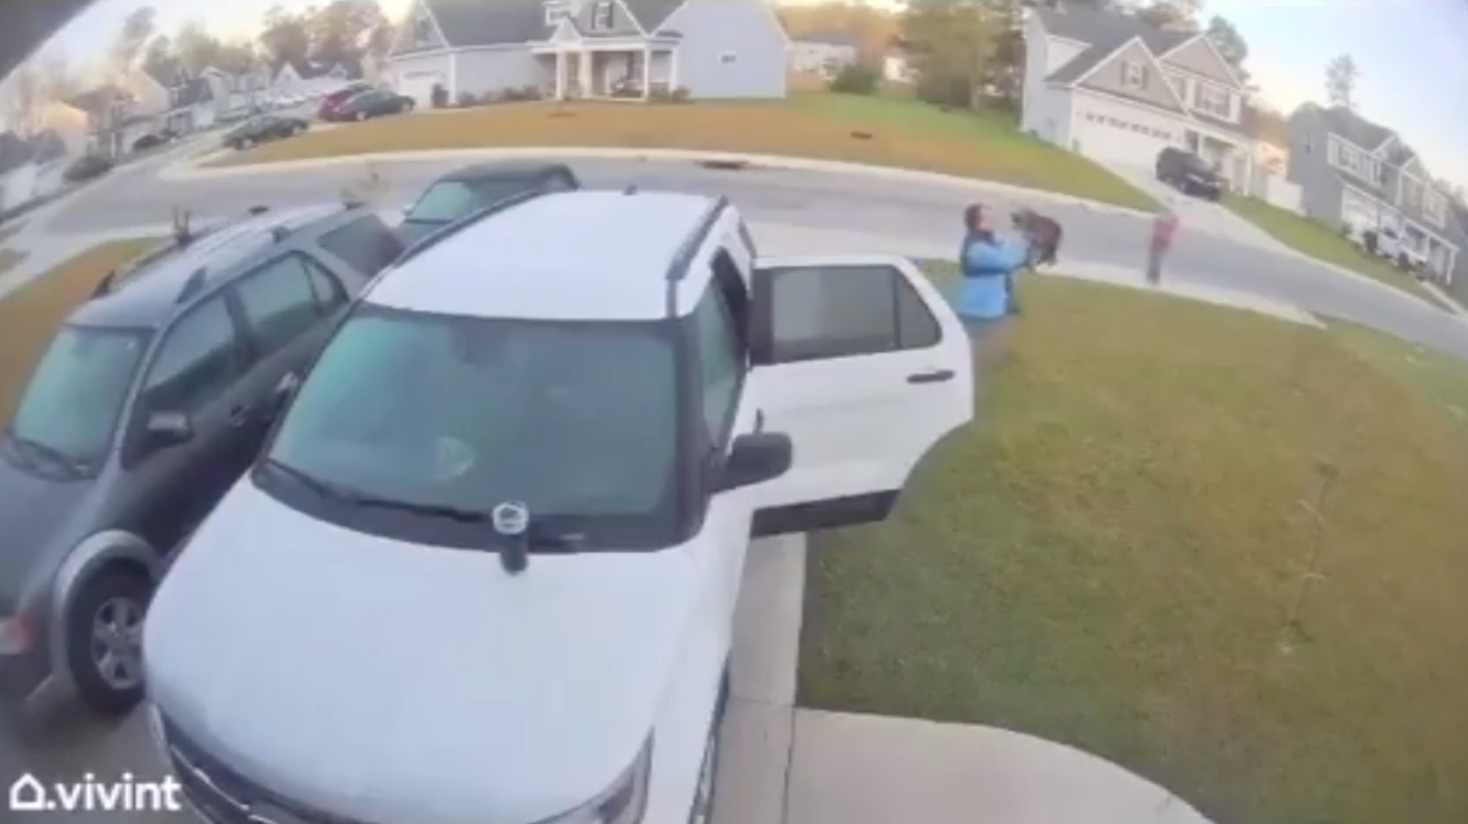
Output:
top-left (956, 204), bottom-right (1028, 362)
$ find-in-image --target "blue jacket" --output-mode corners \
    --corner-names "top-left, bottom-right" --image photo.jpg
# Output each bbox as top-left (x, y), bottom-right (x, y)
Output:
top-left (955, 233), bottom-right (1027, 321)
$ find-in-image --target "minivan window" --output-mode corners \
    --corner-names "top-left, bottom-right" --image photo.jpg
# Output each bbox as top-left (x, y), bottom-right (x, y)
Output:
top-left (9, 325), bottom-right (150, 467)
top-left (261, 306), bottom-right (680, 548)
top-left (318, 216), bottom-right (404, 277)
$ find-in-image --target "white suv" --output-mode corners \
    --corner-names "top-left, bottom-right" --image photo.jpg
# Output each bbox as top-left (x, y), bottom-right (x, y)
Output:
top-left (143, 189), bottom-right (974, 824)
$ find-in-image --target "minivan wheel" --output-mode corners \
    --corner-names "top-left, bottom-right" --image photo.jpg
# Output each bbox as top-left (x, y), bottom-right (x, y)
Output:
top-left (356, 111), bottom-right (368, 121)
top-left (65, 568), bottom-right (150, 716)
top-left (688, 667), bottom-right (731, 824)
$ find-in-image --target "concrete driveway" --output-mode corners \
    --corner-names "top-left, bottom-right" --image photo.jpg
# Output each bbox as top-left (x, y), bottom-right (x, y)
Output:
top-left (1101, 161), bottom-right (1286, 252)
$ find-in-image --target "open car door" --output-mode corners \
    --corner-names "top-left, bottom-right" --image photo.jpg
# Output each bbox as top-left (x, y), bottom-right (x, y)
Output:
top-left (742, 254), bottom-right (974, 537)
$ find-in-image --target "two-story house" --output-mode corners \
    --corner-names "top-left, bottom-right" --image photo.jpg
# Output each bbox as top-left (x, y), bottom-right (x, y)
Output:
top-left (1286, 103), bottom-right (1460, 280)
top-left (201, 62), bottom-right (276, 122)
top-left (789, 30), bottom-right (859, 77)
top-left (385, 0), bottom-right (789, 106)
top-left (142, 58), bottom-right (218, 133)
top-left (58, 85), bottom-right (150, 158)
top-left (1020, 2), bottom-right (1257, 193)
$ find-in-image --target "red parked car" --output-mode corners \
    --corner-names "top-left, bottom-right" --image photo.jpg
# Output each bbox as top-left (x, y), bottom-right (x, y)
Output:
top-left (318, 83), bottom-right (373, 121)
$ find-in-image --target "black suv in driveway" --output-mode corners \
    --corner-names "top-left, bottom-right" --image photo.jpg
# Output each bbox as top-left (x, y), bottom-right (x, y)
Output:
top-left (0, 204), bottom-right (404, 723)
top-left (1155, 146), bottom-right (1225, 201)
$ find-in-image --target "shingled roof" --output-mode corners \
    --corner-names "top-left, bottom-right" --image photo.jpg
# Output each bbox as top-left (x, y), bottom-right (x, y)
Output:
top-left (415, 0), bottom-right (690, 47)
top-left (1033, 2), bottom-right (1193, 84)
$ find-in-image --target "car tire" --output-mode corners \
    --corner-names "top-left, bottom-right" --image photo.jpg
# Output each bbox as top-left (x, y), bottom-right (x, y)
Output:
top-left (64, 566), bottom-right (150, 716)
top-left (356, 111), bottom-right (368, 122)
top-left (687, 665), bottom-right (731, 824)
top-left (241, 136), bottom-right (254, 149)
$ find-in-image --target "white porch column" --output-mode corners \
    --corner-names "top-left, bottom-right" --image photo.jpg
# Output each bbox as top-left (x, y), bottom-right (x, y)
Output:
top-left (555, 51), bottom-right (566, 101)
top-left (578, 49), bottom-right (592, 98)
top-left (669, 47), bottom-right (679, 91)
top-left (642, 46), bottom-right (652, 100)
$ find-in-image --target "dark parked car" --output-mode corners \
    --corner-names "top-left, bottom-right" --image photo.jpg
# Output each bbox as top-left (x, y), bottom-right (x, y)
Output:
top-left (336, 89), bottom-right (416, 121)
top-left (0, 204), bottom-right (405, 723)
top-left (318, 82), bottom-right (374, 121)
top-left (398, 161), bottom-right (581, 246)
top-left (223, 115), bottom-right (309, 150)
top-left (1155, 146), bottom-right (1224, 201)
top-left (62, 153), bottom-right (114, 183)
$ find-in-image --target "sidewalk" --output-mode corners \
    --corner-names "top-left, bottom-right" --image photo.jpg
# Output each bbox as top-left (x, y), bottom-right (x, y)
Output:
top-left (718, 538), bottom-right (1215, 824)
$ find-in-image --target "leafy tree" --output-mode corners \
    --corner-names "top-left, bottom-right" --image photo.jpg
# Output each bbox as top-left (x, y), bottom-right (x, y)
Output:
top-left (0, 64), bottom-right (41, 133)
top-left (142, 34), bottom-right (174, 76)
top-left (110, 5), bottom-right (157, 74)
top-left (1324, 53), bottom-right (1358, 110)
top-left (829, 62), bottom-right (880, 94)
top-left (1205, 15), bottom-right (1246, 69)
top-left (175, 21), bottom-right (224, 75)
top-left (1134, 0), bottom-right (1201, 32)
top-left (259, 5), bottom-right (313, 66)
top-left (901, 0), bottom-right (1015, 111)
top-left (308, 0), bottom-right (387, 67)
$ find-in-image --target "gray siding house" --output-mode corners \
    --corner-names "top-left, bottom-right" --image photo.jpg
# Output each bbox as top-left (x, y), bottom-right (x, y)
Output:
top-left (1020, 3), bottom-right (1258, 192)
top-left (385, 0), bottom-right (790, 106)
top-left (1286, 103), bottom-right (1460, 281)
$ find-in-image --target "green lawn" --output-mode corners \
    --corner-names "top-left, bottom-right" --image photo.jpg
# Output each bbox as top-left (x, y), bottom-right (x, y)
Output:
top-left (1328, 319), bottom-right (1468, 436)
top-left (799, 264), bottom-right (1468, 824)
top-left (1225, 195), bottom-right (1454, 308)
top-left (213, 92), bottom-right (1159, 212)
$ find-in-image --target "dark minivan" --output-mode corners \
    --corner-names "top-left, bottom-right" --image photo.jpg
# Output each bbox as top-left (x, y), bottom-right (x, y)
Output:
top-left (1155, 146), bottom-right (1224, 200)
top-left (0, 205), bottom-right (404, 724)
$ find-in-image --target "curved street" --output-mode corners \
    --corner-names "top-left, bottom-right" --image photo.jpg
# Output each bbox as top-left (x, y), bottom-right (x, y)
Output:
top-left (34, 148), bottom-right (1468, 363)
top-left (4, 147), bottom-right (1466, 824)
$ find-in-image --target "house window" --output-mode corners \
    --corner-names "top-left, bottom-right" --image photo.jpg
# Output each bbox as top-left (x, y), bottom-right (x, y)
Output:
top-left (1330, 137), bottom-right (1383, 185)
top-left (1424, 190), bottom-right (1447, 226)
top-left (720, 51), bottom-right (737, 65)
top-left (545, 1), bottom-right (570, 25)
top-left (412, 14), bottom-right (435, 47)
top-left (1122, 61), bottom-right (1146, 90)
top-left (1194, 84), bottom-right (1231, 119)
top-left (590, 1), bottom-right (613, 30)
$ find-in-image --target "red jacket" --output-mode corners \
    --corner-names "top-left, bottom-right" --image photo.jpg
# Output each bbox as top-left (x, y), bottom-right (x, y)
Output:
top-left (1152, 212), bottom-right (1180, 252)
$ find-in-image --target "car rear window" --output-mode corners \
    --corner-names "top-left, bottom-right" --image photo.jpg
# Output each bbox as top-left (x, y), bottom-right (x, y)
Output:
top-left (318, 215), bottom-right (405, 278)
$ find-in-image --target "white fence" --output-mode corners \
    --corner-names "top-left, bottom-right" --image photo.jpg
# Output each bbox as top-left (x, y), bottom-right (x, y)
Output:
top-left (1247, 167), bottom-right (1302, 214)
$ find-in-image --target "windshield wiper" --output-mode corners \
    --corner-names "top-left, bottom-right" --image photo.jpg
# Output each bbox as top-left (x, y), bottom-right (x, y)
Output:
top-left (346, 495), bottom-right (488, 522)
top-left (262, 458), bottom-right (363, 502)
top-left (6, 433), bottom-right (87, 477)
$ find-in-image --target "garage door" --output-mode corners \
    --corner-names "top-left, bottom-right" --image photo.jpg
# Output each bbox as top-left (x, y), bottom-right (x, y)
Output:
top-left (398, 69), bottom-right (446, 108)
top-left (1073, 109), bottom-right (1178, 167)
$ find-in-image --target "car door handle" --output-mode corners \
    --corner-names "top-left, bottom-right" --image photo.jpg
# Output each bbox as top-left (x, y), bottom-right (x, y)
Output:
top-left (908, 369), bottom-right (955, 384)
top-left (227, 404), bottom-right (252, 426)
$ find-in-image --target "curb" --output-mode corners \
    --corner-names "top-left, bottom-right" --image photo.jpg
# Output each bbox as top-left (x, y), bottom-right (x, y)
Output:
top-left (157, 145), bottom-right (1160, 219)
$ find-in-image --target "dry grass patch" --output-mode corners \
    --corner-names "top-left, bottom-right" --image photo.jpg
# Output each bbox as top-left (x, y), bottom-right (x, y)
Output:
top-left (213, 94), bottom-right (1157, 211)
top-left (0, 240), bottom-right (159, 425)
top-left (800, 264), bottom-right (1468, 824)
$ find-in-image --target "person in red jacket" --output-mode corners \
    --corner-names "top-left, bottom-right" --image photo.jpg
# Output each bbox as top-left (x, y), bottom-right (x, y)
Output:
top-left (1148, 203), bottom-right (1180, 286)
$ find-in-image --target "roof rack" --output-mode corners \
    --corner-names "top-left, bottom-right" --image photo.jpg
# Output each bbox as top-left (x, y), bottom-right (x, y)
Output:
top-left (175, 267), bottom-right (208, 304)
top-left (392, 187), bottom-right (556, 268)
top-left (271, 225), bottom-right (292, 242)
top-left (664, 196), bottom-right (728, 318)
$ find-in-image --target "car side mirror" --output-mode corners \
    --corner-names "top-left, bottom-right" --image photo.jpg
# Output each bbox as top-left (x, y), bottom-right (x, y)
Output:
top-left (273, 372), bottom-right (301, 403)
top-left (145, 410), bottom-right (193, 448)
top-left (715, 432), bottom-right (792, 492)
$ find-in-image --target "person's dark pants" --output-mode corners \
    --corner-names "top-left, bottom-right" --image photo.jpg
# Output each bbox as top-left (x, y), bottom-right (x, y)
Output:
top-left (1005, 271), bottom-right (1021, 314)
top-left (1146, 246), bottom-right (1165, 285)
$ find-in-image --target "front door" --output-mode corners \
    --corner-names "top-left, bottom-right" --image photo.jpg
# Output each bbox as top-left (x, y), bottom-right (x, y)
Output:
top-left (741, 254), bottom-right (974, 536)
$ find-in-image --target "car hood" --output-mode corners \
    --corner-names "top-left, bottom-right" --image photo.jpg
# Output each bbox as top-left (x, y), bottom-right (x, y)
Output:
top-left (0, 447), bottom-right (97, 612)
top-left (145, 479), bottom-right (700, 824)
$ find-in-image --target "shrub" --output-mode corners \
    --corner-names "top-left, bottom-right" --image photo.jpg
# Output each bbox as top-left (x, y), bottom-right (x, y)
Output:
top-left (430, 83), bottom-right (449, 109)
top-left (497, 85), bottom-right (542, 102)
top-left (456, 91), bottom-right (479, 107)
top-left (828, 63), bottom-right (880, 95)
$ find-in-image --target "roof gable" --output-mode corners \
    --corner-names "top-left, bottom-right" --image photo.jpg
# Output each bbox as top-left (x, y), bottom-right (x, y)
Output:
top-left (1321, 105), bottom-right (1395, 152)
top-left (1070, 37), bottom-right (1189, 115)
top-left (1034, 4), bottom-right (1191, 56)
top-left (1156, 33), bottom-right (1239, 88)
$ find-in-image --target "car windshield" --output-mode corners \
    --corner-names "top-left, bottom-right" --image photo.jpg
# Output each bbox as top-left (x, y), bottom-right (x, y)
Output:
top-left (264, 305), bottom-right (679, 543)
top-left (8, 325), bottom-right (149, 468)
top-left (406, 179), bottom-right (528, 223)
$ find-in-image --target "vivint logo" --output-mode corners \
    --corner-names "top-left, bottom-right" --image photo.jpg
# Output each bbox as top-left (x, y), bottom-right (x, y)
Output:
top-left (7, 772), bottom-right (184, 813)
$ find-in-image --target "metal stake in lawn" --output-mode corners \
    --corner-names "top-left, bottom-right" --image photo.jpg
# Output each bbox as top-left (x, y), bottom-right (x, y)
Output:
top-left (1280, 457), bottom-right (1340, 652)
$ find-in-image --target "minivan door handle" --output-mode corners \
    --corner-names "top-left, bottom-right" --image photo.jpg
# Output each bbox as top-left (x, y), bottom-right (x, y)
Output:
top-left (226, 404), bottom-right (251, 426)
top-left (907, 369), bottom-right (955, 384)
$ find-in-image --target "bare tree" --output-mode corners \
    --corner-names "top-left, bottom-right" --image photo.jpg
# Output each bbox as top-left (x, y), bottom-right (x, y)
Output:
top-left (110, 5), bottom-right (158, 76)
top-left (1324, 54), bottom-right (1358, 111)
top-left (0, 64), bottom-right (42, 133)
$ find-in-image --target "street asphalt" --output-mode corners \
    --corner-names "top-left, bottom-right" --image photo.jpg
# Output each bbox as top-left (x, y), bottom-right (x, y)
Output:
top-left (4, 145), bottom-right (1468, 823)
top-left (43, 150), bottom-right (1468, 360)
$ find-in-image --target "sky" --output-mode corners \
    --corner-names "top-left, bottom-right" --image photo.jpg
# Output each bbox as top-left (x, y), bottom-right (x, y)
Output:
top-left (7, 0), bottom-right (1468, 187)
